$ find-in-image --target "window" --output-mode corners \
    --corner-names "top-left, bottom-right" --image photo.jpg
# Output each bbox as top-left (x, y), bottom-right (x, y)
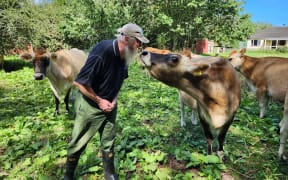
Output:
top-left (251, 40), bottom-right (259, 46)
top-left (279, 40), bottom-right (286, 46)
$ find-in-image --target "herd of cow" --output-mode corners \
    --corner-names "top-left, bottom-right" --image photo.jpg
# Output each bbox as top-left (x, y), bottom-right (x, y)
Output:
top-left (19, 46), bottom-right (288, 162)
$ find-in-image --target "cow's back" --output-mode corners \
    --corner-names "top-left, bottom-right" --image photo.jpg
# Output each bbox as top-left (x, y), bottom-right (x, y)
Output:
top-left (245, 57), bottom-right (288, 101)
top-left (63, 48), bottom-right (87, 73)
top-left (51, 49), bottom-right (87, 81)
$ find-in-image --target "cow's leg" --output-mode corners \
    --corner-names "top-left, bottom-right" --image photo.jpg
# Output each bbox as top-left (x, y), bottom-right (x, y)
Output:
top-left (279, 91), bottom-right (288, 160)
top-left (179, 92), bottom-right (186, 127)
top-left (54, 95), bottom-right (60, 116)
top-left (64, 88), bottom-right (72, 114)
top-left (256, 87), bottom-right (268, 118)
top-left (49, 83), bottom-right (61, 115)
top-left (217, 118), bottom-right (233, 161)
top-left (199, 118), bottom-right (214, 155)
top-left (190, 110), bottom-right (197, 125)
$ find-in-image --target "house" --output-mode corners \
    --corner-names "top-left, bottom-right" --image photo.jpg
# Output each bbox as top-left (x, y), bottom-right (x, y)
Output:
top-left (246, 26), bottom-right (288, 50)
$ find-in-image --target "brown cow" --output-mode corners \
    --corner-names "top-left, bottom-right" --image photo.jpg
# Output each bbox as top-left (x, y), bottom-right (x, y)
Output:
top-left (228, 48), bottom-right (288, 160)
top-left (21, 48), bottom-right (87, 115)
top-left (144, 47), bottom-right (171, 54)
top-left (140, 51), bottom-right (241, 160)
top-left (143, 47), bottom-right (198, 126)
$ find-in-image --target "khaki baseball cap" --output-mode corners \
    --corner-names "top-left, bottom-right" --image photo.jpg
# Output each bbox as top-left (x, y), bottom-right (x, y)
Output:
top-left (118, 23), bottom-right (149, 43)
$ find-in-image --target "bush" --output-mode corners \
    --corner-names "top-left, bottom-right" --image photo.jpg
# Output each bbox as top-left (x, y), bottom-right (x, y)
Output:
top-left (276, 47), bottom-right (288, 53)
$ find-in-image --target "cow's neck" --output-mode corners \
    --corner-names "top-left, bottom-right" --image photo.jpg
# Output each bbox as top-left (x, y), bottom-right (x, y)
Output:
top-left (46, 60), bottom-right (62, 84)
top-left (239, 55), bottom-right (259, 79)
top-left (178, 79), bottom-right (207, 111)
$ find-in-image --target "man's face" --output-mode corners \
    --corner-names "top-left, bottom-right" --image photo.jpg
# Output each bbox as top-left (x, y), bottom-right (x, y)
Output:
top-left (127, 36), bottom-right (142, 50)
top-left (124, 36), bottom-right (141, 65)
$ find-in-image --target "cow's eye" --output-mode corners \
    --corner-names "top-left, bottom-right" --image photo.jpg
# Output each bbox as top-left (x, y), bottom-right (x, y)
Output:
top-left (171, 56), bottom-right (179, 64)
top-left (228, 58), bottom-right (232, 61)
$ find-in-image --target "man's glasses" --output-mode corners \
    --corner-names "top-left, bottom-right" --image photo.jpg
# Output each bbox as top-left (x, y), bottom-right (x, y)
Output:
top-left (130, 36), bottom-right (142, 47)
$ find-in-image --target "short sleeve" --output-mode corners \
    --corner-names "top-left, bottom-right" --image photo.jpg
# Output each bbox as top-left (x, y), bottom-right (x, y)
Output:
top-left (75, 55), bottom-right (103, 87)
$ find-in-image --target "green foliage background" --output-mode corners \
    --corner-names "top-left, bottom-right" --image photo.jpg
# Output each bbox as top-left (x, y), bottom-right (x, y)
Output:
top-left (0, 0), bottom-right (255, 53)
top-left (0, 52), bottom-right (288, 179)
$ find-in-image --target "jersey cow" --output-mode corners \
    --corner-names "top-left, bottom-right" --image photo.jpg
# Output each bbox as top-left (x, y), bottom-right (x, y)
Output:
top-left (228, 48), bottom-right (288, 160)
top-left (140, 51), bottom-right (241, 160)
top-left (144, 47), bottom-right (197, 126)
top-left (21, 48), bottom-right (87, 115)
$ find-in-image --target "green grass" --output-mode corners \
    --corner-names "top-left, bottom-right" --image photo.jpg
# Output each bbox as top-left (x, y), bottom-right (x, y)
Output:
top-left (0, 54), bottom-right (288, 179)
top-left (213, 49), bottom-right (288, 58)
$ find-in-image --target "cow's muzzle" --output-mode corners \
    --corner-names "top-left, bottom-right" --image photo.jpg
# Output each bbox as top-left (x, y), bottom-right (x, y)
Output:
top-left (140, 51), bottom-right (151, 67)
top-left (34, 73), bottom-right (45, 80)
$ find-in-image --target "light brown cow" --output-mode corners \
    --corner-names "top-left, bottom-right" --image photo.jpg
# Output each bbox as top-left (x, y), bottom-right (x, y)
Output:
top-left (21, 48), bottom-right (87, 115)
top-left (228, 48), bottom-right (288, 160)
top-left (140, 51), bottom-right (241, 160)
top-left (143, 47), bottom-right (198, 126)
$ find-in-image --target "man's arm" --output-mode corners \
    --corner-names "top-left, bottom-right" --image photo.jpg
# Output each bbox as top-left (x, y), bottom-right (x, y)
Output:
top-left (73, 81), bottom-right (114, 112)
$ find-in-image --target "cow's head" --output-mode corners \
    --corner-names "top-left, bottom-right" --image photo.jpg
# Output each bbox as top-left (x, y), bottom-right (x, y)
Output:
top-left (140, 51), bottom-right (210, 88)
top-left (228, 48), bottom-right (246, 69)
top-left (21, 47), bottom-right (50, 80)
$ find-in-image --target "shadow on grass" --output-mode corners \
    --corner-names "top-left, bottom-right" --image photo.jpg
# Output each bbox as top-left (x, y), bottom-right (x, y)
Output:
top-left (0, 59), bottom-right (32, 72)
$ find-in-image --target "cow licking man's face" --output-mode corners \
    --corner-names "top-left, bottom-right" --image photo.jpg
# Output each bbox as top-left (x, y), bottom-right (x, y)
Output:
top-left (140, 51), bottom-right (188, 87)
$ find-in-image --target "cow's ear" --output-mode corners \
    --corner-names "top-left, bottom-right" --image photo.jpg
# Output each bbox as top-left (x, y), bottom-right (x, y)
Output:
top-left (192, 64), bottom-right (210, 76)
top-left (20, 53), bottom-right (33, 61)
top-left (240, 48), bottom-right (246, 55)
top-left (184, 64), bottom-right (210, 81)
top-left (228, 50), bottom-right (237, 57)
top-left (51, 53), bottom-right (57, 60)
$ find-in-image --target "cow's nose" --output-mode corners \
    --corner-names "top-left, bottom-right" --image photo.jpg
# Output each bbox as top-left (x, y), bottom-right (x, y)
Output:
top-left (34, 73), bottom-right (44, 80)
top-left (141, 51), bottom-right (149, 56)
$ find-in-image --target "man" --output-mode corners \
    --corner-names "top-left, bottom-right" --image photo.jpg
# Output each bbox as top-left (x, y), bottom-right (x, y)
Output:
top-left (63, 23), bottom-right (149, 180)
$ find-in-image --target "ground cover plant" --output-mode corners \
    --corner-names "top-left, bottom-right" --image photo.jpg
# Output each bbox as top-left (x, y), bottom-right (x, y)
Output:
top-left (0, 53), bottom-right (288, 179)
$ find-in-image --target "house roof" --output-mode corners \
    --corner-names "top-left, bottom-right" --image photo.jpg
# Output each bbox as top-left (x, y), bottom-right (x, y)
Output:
top-left (249, 27), bottom-right (288, 40)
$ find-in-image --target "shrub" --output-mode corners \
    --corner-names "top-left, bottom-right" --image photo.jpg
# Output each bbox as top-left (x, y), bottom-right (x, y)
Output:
top-left (276, 47), bottom-right (288, 53)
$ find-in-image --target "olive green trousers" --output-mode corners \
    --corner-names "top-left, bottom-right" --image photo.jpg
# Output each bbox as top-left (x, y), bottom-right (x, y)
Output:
top-left (67, 92), bottom-right (117, 156)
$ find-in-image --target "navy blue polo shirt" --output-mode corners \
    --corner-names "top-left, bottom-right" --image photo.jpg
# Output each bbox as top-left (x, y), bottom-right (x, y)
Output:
top-left (75, 40), bottom-right (128, 105)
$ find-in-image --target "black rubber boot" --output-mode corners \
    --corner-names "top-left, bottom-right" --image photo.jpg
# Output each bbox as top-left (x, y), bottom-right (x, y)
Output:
top-left (63, 155), bottom-right (80, 180)
top-left (102, 150), bottom-right (118, 180)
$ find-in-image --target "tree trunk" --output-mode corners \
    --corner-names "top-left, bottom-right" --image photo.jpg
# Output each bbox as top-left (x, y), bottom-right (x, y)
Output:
top-left (0, 55), bottom-right (4, 70)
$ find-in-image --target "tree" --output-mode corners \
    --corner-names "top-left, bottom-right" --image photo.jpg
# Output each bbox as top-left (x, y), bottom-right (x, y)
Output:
top-left (0, 0), bottom-right (34, 55)
top-left (0, 0), bottom-right (255, 56)
top-left (0, 0), bottom-right (63, 58)
top-left (254, 22), bottom-right (273, 31)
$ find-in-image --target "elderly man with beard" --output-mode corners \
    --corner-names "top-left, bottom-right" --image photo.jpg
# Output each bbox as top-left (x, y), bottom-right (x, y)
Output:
top-left (63, 23), bottom-right (149, 180)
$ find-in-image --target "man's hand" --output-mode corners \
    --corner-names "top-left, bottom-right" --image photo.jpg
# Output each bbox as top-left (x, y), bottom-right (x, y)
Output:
top-left (98, 98), bottom-right (114, 112)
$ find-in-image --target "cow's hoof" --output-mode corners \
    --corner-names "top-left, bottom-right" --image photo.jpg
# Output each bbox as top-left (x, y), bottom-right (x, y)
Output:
top-left (180, 120), bottom-right (186, 127)
top-left (54, 111), bottom-right (60, 116)
top-left (279, 153), bottom-right (287, 161)
top-left (217, 151), bottom-right (227, 162)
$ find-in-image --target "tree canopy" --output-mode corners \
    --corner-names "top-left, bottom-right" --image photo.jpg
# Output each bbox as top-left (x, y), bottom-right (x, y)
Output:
top-left (0, 0), bottom-right (255, 54)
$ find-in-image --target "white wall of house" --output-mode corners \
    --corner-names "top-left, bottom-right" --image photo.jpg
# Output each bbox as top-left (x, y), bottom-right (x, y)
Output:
top-left (246, 39), bottom-right (288, 50)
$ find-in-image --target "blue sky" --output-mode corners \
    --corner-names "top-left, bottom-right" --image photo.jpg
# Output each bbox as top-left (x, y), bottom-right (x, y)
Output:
top-left (243, 0), bottom-right (288, 26)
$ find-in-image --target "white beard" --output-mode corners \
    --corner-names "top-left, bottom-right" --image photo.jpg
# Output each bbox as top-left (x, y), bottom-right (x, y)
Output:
top-left (124, 46), bottom-right (137, 66)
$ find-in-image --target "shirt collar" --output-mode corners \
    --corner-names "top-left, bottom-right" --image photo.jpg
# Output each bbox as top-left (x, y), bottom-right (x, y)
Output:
top-left (113, 40), bottom-right (120, 57)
